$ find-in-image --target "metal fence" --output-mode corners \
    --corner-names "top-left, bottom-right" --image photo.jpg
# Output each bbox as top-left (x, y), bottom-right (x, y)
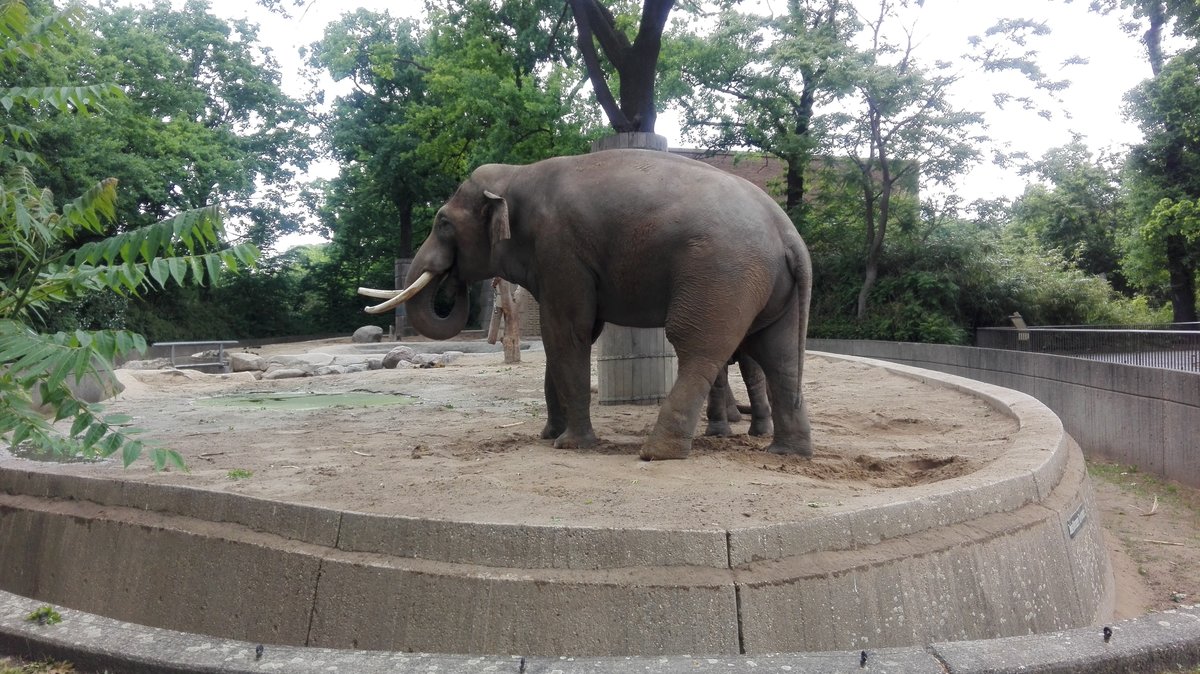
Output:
top-left (975, 324), bottom-right (1200, 373)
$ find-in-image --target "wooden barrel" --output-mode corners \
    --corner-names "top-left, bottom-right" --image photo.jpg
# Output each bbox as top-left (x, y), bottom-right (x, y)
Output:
top-left (597, 326), bottom-right (677, 405)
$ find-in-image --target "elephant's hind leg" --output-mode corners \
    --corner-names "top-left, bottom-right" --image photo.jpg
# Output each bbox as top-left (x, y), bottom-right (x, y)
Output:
top-left (642, 318), bottom-right (752, 460)
top-left (743, 303), bottom-right (812, 457)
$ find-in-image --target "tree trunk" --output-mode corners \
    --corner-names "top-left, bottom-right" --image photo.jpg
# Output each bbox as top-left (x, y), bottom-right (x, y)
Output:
top-left (568, 0), bottom-right (675, 133)
top-left (1165, 233), bottom-right (1199, 323)
top-left (857, 105), bottom-right (892, 320)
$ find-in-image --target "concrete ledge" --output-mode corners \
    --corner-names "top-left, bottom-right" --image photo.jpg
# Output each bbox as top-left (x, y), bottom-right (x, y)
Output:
top-left (1, 590), bottom-right (1196, 673)
top-left (0, 353), bottom-right (1111, 655)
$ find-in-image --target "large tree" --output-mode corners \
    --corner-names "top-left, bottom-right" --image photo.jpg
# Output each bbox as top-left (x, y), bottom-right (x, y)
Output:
top-left (828, 0), bottom-right (984, 319)
top-left (1008, 141), bottom-right (1127, 290)
top-left (666, 0), bottom-right (860, 214)
top-left (569, 0), bottom-right (674, 133)
top-left (19, 0), bottom-right (312, 249)
top-left (307, 1), bottom-right (595, 331)
top-left (1122, 47), bottom-right (1200, 321)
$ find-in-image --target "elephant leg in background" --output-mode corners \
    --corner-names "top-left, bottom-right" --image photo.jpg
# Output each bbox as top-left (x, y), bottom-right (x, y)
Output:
top-left (704, 366), bottom-right (738, 437)
top-left (742, 300), bottom-right (813, 457)
top-left (704, 354), bottom-right (774, 438)
top-left (538, 289), bottom-right (602, 450)
top-left (737, 354), bottom-right (774, 437)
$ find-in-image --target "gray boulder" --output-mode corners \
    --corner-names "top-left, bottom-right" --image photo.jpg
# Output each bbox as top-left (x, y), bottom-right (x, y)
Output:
top-left (382, 346), bottom-right (417, 369)
top-left (352, 325), bottom-right (384, 343)
top-left (267, 353), bottom-right (333, 370)
top-left (120, 358), bottom-right (173, 370)
top-left (229, 352), bottom-right (266, 372)
top-left (262, 368), bottom-right (309, 380)
top-left (315, 365), bottom-right (347, 376)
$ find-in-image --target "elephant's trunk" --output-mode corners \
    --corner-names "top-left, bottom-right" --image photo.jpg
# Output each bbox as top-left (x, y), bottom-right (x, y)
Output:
top-left (403, 272), bottom-right (470, 340)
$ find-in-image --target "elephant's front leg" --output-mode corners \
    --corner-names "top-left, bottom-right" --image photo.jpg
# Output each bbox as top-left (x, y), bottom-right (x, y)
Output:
top-left (539, 305), bottom-right (599, 450)
top-left (540, 369), bottom-right (567, 441)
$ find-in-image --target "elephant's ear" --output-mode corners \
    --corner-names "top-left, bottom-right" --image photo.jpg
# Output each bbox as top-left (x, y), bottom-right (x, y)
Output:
top-left (483, 190), bottom-right (510, 245)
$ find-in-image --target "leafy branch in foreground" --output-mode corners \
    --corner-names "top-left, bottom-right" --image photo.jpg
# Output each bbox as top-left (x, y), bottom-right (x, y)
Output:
top-left (0, 172), bottom-right (257, 468)
top-left (0, 0), bottom-right (259, 468)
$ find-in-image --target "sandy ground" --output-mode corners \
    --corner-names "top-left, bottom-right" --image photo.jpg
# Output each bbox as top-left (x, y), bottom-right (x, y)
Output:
top-left (5, 337), bottom-right (1199, 622)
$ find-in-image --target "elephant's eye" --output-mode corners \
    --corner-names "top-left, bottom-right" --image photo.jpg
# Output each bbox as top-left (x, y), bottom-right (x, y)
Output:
top-left (436, 218), bottom-right (453, 236)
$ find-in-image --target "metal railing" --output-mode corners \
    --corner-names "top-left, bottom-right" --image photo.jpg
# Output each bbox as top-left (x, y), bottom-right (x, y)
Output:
top-left (976, 325), bottom-right (1200, 373)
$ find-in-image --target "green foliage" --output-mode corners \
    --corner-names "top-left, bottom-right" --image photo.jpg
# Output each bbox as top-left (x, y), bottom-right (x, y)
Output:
top-left (1121, 47), bottom-right (1200, 319)
top-left (1008, 142), bottom-right (1126, 288)
top-left (303, 1), bottom-right (596, 335)
top-left (0, 0), bottom-right (256, 466)
top-left (24, 605), bottom-right (61, 625)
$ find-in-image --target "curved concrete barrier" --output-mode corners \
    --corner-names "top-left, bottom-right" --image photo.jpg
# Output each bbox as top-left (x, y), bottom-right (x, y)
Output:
top-left (0, 354), bottom-right (1111, 657)
top-left (1, 590), bottom-right (1197, 673)
top-left (811, 339), bottom-right (1200, 489)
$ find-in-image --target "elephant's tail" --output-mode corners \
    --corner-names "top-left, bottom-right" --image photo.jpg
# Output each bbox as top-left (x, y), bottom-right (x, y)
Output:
top-left (787, 238), bottom-right (813, 368)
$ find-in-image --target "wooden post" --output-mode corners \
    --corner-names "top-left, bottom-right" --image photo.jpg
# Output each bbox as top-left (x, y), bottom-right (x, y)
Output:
top-left (393, 258), bottom-right (412, 339)
top-left (499, 282), bottom-right (521, 363)
top-left (486, 278), bottom-right (522, 364)
top-left (591, 133), bottom-right (677, 404)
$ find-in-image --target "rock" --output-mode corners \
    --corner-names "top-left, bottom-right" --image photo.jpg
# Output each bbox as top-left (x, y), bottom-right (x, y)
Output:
top-left (268, 353), bottom-right (333, 370)
top-left (382, 346), bottom-right (417, 369)
top-left (367, 357), bottom-right (384, 370)
top-left (262, 368), bottom-right (309, 380)
top-left (345, 363), bottom-right (370, 374)
top-left (412, 353), bottom-right (446, 368)
top-left (352, 325), bottom-right (384, 343)
top-left (442, 351), bottom-right (464, 365)
top-left (120, 358), bottom-right (173, 370)
top-left (229, 352), bottom-right (266, 372)
top-left (315, 365), bottom-right (347, 376)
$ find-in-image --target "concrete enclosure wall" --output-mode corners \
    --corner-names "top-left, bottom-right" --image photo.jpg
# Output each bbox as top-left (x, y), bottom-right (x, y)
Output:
top-left (810, 340), bottom-right (1200, 489)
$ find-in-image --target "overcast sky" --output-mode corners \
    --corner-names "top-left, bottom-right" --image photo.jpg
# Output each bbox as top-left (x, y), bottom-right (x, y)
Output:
top-left (113, 0), bottom-right (1157, 242)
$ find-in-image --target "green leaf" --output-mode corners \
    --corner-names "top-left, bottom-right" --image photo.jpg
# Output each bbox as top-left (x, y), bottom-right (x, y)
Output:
top-left (121, 439), bottom-right (143, 467)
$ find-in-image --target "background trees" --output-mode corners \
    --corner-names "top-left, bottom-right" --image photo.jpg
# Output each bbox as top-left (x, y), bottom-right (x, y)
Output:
top-left (3, 0), bottom-right (1196, 348)
top-left (0, 0), bottom-right (257, 463)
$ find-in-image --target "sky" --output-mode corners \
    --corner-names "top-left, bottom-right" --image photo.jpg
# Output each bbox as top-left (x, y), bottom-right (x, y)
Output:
top-left (136, 0), bottom-right (1158, 244)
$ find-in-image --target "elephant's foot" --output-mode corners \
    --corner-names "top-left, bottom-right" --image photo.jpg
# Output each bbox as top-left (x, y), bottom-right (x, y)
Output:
top-left (704, 420), bottom-right (733, 437)
top-left (540, 421), bottom-right (566, 440)
top-left (766, 438), bottom-right (812, 458)
top-left (553, 429), bottom-right (598, 449)
top-left (748, 419), bottom-right (774, 437)
top-left (639, 436), bottom-right (691, 461)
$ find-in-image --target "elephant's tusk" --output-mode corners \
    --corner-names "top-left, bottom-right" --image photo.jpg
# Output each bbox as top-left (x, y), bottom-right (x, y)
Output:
top-left (363, 271), bottom-right (436, 314)
top-left (357, 287), bottom-right (402, 299)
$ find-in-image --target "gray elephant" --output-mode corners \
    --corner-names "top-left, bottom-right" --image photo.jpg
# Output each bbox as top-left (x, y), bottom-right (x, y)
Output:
top-left (360, 149), bottom-right (812, 460)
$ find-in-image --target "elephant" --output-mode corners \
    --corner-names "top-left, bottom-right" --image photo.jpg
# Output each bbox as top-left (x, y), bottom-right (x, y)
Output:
top-left (706, 353), bottom-right (773, 439)
top-left (359, 149), bottom-right (813, 460)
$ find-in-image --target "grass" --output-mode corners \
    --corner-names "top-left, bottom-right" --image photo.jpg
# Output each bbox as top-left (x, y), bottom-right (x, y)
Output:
top-left (1087, 460), bottom-right (1200, 515)
top-left (0, 658), bottom-right (75, 674)
top-left (226, 468), bottom-right (253, 480)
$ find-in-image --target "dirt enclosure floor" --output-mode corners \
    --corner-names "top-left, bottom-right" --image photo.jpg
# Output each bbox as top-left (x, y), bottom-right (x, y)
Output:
top-left (8, 338), bottom-right (1200, 624)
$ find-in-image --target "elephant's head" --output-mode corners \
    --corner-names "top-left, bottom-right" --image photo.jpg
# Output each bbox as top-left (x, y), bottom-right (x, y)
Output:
top-left (358, 168), bottom-right (511, 340)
